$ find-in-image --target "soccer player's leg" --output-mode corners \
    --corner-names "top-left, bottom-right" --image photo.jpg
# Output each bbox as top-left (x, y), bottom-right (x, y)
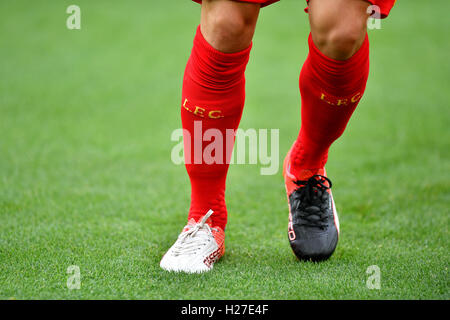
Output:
top-left (160, 0), bottom-right (260, 273)
top-left (284, 0), bottom-right (371, 261)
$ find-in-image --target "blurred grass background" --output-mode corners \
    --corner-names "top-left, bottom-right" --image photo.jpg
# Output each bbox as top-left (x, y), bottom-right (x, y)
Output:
top-left (0, 0), bottom-right (448, 299)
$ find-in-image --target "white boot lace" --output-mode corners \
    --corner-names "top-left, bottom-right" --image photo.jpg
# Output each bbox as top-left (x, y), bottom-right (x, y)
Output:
top-left (172, 209), bottom-right (215, 256)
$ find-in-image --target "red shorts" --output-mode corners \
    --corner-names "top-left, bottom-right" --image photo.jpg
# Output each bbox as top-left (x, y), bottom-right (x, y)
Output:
top-left (192, 0), bottom-right (395, 18)
top-left (192, 0), bottom-right (278, 8)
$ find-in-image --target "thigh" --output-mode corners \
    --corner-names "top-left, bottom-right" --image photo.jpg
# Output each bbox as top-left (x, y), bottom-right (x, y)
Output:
top-left (308, 0), bottom-right (370, 37)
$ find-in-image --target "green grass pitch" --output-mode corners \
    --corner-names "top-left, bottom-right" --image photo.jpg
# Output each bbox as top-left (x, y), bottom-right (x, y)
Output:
top-left (0, 0), bottom-right (449, 299)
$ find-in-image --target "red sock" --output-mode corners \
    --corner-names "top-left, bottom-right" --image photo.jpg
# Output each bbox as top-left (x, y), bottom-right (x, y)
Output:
top-left (290, 33), bottom-right (370, 178)
top-left (181, 26), bottom-right (251, 230)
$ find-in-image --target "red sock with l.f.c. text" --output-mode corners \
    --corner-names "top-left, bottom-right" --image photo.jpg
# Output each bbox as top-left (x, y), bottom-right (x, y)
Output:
top-left (181, 26), bottom-right (251, 230)
top-left (290, 33), bottom-right (370, 179)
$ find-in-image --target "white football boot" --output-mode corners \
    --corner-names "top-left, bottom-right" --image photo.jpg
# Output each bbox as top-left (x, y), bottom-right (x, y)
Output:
top-left (160, 209), bottom-right (225, 273)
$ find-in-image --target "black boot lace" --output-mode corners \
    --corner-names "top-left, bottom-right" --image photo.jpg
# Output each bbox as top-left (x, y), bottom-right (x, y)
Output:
top-left (290, 175), bottom-right (333, 230)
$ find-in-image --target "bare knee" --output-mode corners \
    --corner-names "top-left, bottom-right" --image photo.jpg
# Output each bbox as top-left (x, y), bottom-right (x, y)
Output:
top-left (201, 0), bottom-right (260, 53)
top-left (315, 24), bottom-right (367, 60)
top-left (309, 0), bottom-right (370, 60)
